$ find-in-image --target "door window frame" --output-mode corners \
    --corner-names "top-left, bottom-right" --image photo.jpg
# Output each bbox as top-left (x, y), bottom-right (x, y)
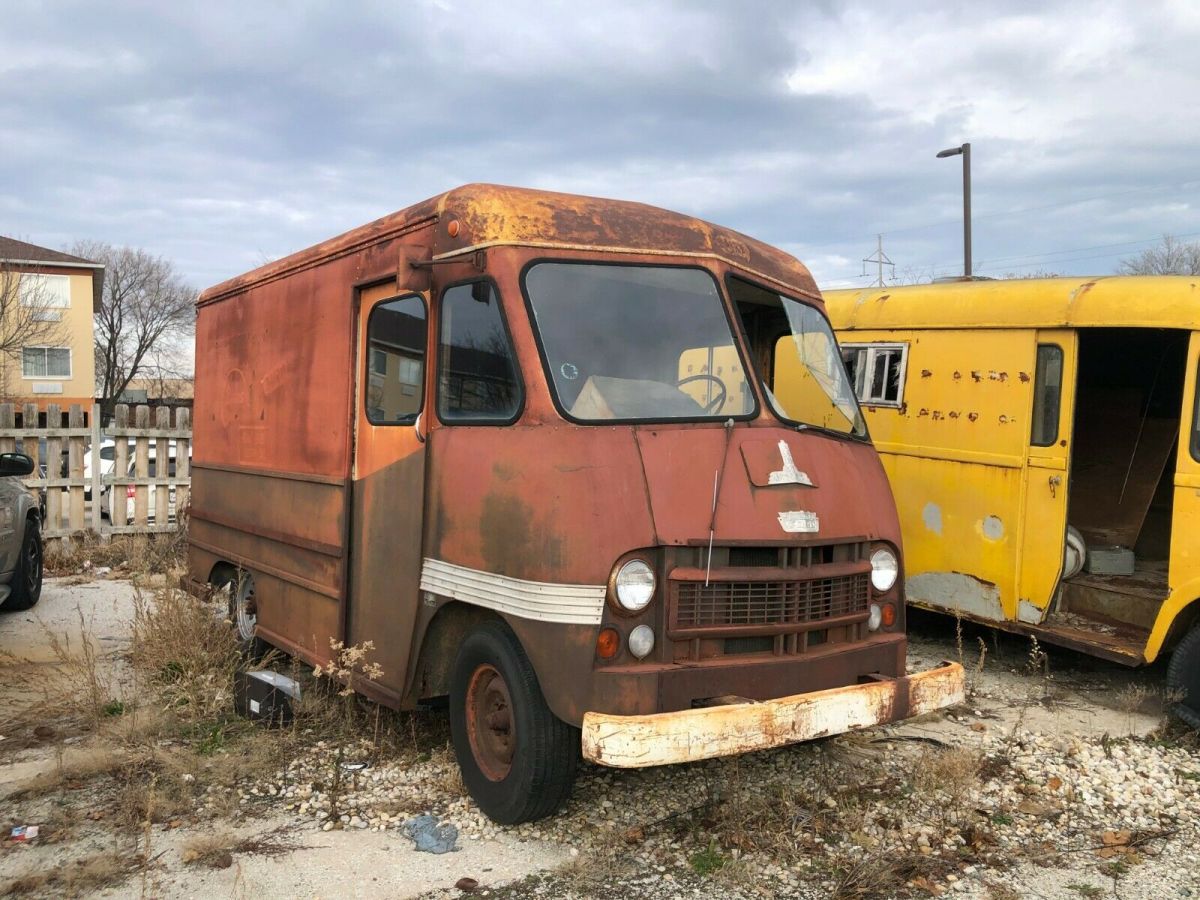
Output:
top-left (363, 292), bottom-right (428, 427)
top-left (1030, 343), bottom-right (1065, 447)
top-left (435, 276), bottom-right (526, 426)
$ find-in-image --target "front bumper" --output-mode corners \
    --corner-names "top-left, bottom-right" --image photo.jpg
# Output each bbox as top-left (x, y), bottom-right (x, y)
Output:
top-left (581, 660), bottom-right (964, 767)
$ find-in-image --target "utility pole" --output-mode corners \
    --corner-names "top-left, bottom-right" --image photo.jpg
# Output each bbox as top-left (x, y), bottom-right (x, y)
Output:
top-left (861, 234), bottom-right (895, 287)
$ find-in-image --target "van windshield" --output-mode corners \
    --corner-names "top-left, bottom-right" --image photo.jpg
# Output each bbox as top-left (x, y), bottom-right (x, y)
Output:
top-left (523, 263), bottom-right (755, 422)
top-left (727, 277), bottom-right (866, 437)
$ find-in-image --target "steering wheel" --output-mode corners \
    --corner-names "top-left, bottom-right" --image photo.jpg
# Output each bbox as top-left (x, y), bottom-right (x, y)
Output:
top-left (677, 373), bottom-right (728, 414)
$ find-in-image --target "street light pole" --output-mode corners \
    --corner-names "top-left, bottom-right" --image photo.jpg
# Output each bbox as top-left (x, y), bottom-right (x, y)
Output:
top-left (936, 142), bottom-right (972, 278)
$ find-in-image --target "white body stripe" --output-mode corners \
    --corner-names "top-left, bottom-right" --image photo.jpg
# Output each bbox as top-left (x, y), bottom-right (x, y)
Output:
top-left (419, 558), bottom-right (606, 626)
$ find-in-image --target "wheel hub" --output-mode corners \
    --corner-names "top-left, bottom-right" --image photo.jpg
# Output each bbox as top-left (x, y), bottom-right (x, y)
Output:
top-left (235, 577), bottom-right (257, 642)
top-left (465, 664), bottom-right (514, 781)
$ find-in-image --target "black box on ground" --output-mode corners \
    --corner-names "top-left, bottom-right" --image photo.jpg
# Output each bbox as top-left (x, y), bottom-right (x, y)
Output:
top-left (235, 670), bottom-right (300, 726)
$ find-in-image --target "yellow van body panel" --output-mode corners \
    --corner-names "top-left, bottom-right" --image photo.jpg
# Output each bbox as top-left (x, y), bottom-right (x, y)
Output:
top-left (825, 277), bottom-right (1200, 664)
top-left (827, 276), bottom-right (1200, 332)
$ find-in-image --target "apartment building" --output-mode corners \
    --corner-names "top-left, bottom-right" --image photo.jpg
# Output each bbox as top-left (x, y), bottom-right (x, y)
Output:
top-left (0, 236), bottom-right (100, 412)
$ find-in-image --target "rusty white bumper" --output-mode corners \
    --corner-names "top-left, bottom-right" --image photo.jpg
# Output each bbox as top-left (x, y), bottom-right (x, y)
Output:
top-left (580, 661), bottom-right (964, 768)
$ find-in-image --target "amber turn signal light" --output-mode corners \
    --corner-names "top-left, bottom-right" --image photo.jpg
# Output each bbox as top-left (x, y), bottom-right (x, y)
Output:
top-left (881, 603), bottom-right (897, 628)
top-left (596, 627), bottom-right (620, 659)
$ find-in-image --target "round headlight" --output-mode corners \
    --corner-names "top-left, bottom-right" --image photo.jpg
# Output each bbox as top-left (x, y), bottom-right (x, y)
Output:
top-left (867, 603), bottom-right (882, 631)
top-left (628, 625), bottom-right (655, 659)
top-left (615, 559), bottom-right (655, 612)
top-left (870, 547), bottom-right (898, 592)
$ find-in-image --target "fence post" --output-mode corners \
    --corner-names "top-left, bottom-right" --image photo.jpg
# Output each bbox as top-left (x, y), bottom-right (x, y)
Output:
top-left (21, 403), bottom-right (37, 461)
top-left (46, 403), bottom-right (62, 534)
top-left (0, 404), bottom-right (12, 455)
top-left (176, 408), bottom-right (191, 517)
top-left (134, 405), bottom-right (150, 527)
top-left (68, 405), bottom-right (85, 531)
top-left (112, 405), bottom-right (129, 529)
top-left (90, 404), bottom-right (103, 535)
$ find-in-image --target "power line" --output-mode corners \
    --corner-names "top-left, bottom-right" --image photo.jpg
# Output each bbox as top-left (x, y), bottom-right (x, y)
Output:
top-left (821, 228), bottom-right (1200, 284)
top-left (794, 177), bottom-right (1200, 251)
top-left (860, 234), bottom-right (894, 287)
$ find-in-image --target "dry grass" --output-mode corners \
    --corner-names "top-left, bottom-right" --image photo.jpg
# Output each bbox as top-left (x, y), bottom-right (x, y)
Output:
top-left (661, 740), bottom-right (1000, 897)
top-left (0, 850), bottom-right (136, 897)
top-left (130, 586), bottom-right (242, 720)
top-left (44, 528), bottom-right (188, 580)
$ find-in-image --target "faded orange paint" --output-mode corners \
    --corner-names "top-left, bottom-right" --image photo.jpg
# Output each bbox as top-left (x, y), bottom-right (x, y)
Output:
top-left (188, 184), bottom-right (960, 749)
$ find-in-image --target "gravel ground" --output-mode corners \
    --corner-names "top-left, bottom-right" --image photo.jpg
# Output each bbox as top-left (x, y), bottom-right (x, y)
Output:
top-left (3, 580), bottom-right (1200, 899)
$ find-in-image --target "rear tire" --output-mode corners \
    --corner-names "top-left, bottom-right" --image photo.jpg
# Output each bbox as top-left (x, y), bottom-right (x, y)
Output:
top-left (448, 620), bottom-right (578, 824)
top-left (1168, 623), bottom-right (1200, 729)
top-left (2, 517), bottom-right (43, 612)
top-left (214, 568), bottom-right (266, 659)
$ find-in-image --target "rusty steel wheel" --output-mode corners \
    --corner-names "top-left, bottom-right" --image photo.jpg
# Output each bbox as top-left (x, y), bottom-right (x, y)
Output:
top-left (465, 664), bottom-right (515, 781)
top-left (448, 619), bottom-right (579, 824)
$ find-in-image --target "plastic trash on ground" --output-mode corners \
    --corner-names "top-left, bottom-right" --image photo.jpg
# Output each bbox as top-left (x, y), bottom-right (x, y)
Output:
top-left (401, 814), bottom-right (459, 854)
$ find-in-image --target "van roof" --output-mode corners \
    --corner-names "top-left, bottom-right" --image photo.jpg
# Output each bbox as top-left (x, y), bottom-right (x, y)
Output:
top-left (198, 183), bottom-right (819, 305)
top-left (824, 275), bottom-right (1200, 331)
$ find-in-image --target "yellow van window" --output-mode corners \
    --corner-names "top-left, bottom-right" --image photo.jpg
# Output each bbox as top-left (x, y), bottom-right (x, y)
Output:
top-left (1031, 344), bottom-right (1063, 446)
top-left (841, 343), bottom-right (907, 406)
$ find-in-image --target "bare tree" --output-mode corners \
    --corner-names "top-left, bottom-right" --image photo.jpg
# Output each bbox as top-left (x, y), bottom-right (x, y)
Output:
top-left (0, 262), bottom-right (69, 398)
top-left (72, 241), bottom-right (196, 418)
top-left (1119, 235), bottom-right (1200, 275)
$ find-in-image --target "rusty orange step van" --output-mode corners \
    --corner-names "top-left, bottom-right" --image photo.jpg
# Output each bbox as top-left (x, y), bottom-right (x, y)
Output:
top-left (186, 185), bottom-right (963, 822)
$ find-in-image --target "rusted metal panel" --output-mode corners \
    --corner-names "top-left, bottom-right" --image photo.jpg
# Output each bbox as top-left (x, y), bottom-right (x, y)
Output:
top-left (581, 661), bottom-right (964, 767)
top-left (199, 185), bottom-right (819, 309)
top-left (634, 425), bottom-right (900, 546)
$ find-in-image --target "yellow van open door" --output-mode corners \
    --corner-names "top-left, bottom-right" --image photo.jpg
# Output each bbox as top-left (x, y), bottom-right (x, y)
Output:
top-left (1016, 329), bottom-right (1077, 623)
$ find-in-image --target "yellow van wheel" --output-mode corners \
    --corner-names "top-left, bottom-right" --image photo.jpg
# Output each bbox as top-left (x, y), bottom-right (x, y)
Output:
top-left (1167, 624), bottom-right (1200, 729)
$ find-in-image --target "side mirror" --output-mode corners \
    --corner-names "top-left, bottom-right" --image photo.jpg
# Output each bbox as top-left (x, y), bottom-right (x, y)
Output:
top-left (0, 453), bottom-right (35, 477)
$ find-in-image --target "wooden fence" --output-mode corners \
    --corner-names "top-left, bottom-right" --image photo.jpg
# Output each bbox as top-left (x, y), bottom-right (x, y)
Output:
top-left (0, 402), bottom-right (191, 540)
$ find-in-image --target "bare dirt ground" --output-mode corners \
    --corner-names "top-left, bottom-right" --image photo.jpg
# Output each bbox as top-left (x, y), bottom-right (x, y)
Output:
top-left (1, 578), bottom-right (1197, 899)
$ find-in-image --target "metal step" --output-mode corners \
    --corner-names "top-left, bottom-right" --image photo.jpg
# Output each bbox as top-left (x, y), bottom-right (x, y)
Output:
top-left (1060, 562), bottom-right (1167, 631)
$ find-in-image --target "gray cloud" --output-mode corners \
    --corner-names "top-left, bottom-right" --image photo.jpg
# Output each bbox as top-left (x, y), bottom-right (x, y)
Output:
top-left (2, 0), bottom-right (1198, 292)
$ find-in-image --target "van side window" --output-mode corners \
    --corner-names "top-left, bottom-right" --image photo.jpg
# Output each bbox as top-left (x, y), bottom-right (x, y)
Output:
top-left (1031, 344), bottom-right (1064, 446)
top-left (438, 281), bottom-right (522, 423)
top-left (365, 294), bottom-right (427, 425)
top-left (841, 343), bottom-right (907, 407)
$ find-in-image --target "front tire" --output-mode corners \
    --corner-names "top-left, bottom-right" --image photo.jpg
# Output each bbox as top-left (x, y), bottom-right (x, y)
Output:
top-left (448, 620), bottom-right (578, 824)
top-left (2, 517), bottom-right (43, 612)
top-left (1168, 623), bottom-right (1200, 729)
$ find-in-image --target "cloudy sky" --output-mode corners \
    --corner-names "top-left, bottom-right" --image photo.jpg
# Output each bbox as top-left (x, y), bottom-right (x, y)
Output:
top-left (3, 0), bottom-right (1199, 291)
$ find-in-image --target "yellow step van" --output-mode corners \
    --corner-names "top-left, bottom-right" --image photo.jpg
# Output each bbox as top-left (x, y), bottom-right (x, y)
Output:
top-left (823, 276), bottom-right (1200, 725)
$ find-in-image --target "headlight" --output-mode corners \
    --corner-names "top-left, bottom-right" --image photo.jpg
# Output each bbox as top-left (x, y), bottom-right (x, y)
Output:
top-left (628, 625), bottom-right (655, 659)
top-left (870, 547), bottom-right (898, 592)
top-left (614, 559), bottom-right (655, 612)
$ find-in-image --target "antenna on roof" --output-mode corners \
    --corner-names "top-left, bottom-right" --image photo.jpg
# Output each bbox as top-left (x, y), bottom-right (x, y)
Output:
top-left (861, 235), bottom-right (895, 287)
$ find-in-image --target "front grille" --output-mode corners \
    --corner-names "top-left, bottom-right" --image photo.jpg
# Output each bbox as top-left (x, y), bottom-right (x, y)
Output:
top-left (673, 572), bottom-right (870, 631)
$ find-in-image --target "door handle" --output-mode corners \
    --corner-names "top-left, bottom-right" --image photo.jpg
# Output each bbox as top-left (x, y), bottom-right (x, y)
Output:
top-left (414, 411), bottom-right (426, 444)
top-left (1048, 474), bottom-right (1062, 498)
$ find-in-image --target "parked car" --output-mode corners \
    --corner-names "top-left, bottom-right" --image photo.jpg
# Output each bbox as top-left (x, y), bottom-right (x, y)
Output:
top-left (0, 452), bottom-right (43, 613)
top-left (84, 439), bottom-right (130, 504)
top-left (107, 446), bottom-right (187, 523)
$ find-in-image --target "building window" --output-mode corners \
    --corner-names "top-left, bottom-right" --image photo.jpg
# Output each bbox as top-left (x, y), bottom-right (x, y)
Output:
top-left (438, 281), bottom-right (522, 423)
top-left (365, 295), bottom-right (426, 425)
top-left (19, 274), bottom-right (70, 308)
top-left (841, 343), bottom-right (908, 407)
top-left (22, 347), bottom-right (71, 379)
